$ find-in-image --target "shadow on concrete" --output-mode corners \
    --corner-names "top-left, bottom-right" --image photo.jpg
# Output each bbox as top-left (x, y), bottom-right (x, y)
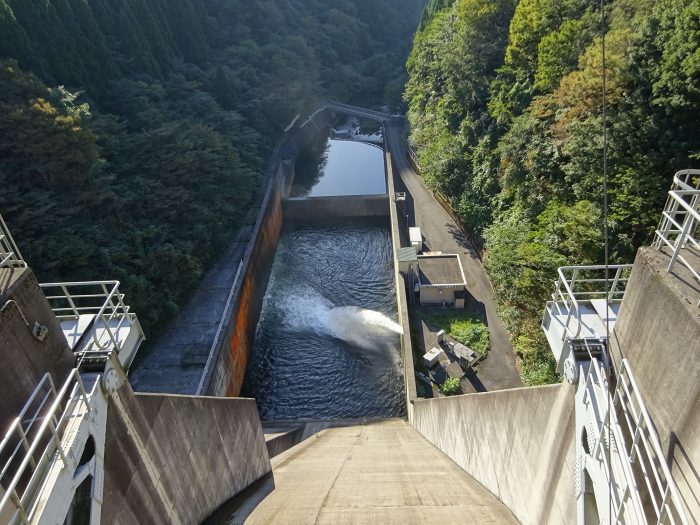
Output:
top-left (463, 368), bottom-right (487, 393)
top-left (446, 222), bottom-right (480, 259)
top-left (463, 291), bottom-right (488, 326)
top-left (204, 473), bottom-right (276, 525)
top-left (667, 431), bottom-right (700, 515)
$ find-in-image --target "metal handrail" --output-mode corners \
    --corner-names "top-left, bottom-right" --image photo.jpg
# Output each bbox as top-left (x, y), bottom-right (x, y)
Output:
top-left (0, 214), bottom-right (26, 269)
top-left (653, 169), bottom-right (700, 305)
top-left (580, 357), bottom-right (689, 524)
top-left (550, 265), bottom-right (633, 340)
top-left (614, 359), bottom-right (689, 524)
top-left (39, 281), bottom-right (135, 354)
top-left (581, 357), bottom-right (648, 522)
top-left (0, 369), bottom-right (93, 524)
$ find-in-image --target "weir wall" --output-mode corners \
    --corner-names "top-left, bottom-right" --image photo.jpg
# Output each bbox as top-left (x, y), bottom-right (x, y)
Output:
top-left (282, 194), bottom-right (389, 223)
top-left (412, 384), bottom-right (576, 524)
top-left (103, 384), bottom-right (271, 525)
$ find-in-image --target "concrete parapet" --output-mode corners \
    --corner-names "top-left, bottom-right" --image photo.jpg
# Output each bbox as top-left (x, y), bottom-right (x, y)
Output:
top-left (103, 385), bottom-right (271, 525)
top-left (412, 384), bottom-right (576, 524)
top-left (385, 153), bottom-right (417, 421)
top-left (282, 194), bottom-right (389, 224)
top-left (609, 246), bottom-right (700, 521)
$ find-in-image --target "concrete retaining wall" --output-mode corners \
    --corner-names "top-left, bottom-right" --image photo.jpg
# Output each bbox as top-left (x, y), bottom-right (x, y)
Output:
top-left (201, 111), bottom-right (331, 397)
top-left (609, 246), bottom-right (700, 521)
top-left (103, 385), bottom-right (271, 525)
top-left (385, 152), bottom-right (418, 421)
top-left (412, 384), bottom-right (576, 525)
top-left (282, 194), bottom-right (389, 224)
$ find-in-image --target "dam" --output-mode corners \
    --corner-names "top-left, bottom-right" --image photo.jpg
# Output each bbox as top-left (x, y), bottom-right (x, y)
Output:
top-left (242, 132), bottom-right (405, 420)
top-left (0, 103), bottom-right (697, 525)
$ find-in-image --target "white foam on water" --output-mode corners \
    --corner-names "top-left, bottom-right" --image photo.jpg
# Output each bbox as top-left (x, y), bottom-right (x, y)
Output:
top-left (278, 287), bottom-right (401, 351)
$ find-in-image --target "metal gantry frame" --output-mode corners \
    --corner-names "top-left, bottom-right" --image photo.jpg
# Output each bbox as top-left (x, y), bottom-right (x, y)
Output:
top-left (653, 169), bottom-right (700, 305)
top-left (542, 254), bottom-right (689, 523)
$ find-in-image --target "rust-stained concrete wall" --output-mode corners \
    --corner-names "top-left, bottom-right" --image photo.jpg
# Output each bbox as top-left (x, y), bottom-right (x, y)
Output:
top-left (609, 246), bottom-right (700, 521)
top-left (103, 385), bottom-right (271, 525)
top-left (412, 384), bottom-right (576, 525)
top-left (0, 267), bottom-right (75, 431)
top-left (201, 112), bottom-right (331, 397)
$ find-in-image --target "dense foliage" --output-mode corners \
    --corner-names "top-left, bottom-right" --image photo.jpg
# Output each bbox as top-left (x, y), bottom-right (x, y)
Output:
top-left (0, 0), bottom-right (424, 340)
top-left (405, 0), bottom-right (700, 384)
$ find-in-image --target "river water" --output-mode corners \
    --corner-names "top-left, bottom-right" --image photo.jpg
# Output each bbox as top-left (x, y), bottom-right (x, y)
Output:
top-left (241, 136), bottom-right (404, 420)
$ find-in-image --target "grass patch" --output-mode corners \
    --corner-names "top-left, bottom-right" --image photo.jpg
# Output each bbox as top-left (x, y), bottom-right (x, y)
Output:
top-left (420, 311), bottom-right (490, 356)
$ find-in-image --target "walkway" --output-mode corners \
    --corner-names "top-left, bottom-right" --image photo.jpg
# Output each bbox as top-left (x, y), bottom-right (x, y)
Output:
top-left (384, 122), bottom-right (522, 391)
top-left (239, 419), bottom-right (517, 524)
top-left (130, 224), bottom-right (253, 394)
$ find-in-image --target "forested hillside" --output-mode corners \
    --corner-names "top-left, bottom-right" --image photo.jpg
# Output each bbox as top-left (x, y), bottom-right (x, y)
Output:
top-left (0, 0), bottom-right (424, 339)
top-left (405, 0), bottom-right (699, 384)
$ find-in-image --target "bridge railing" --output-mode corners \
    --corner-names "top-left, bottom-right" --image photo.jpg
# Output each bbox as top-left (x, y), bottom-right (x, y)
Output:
top-left (0, 214), bottom-right (26, 269)
top-left (653, 169), bottom-right (700, 305)
top-left (549, 265), bottom-right (633, 340)
top-left (0, 369), bottom-right (93, 524)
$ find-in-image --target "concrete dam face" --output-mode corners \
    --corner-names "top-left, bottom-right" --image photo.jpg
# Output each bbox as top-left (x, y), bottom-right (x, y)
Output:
top-left (242, 131), bottom-right (406, 420)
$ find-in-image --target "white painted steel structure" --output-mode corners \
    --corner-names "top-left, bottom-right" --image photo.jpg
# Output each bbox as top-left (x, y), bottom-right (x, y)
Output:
top-left (653, 169), bottom-right (700, 305)
top-left (39, 281), bottom-right (144, 371)
top-left (0, 368), bottom-right (110, 525)
top-left (0, 214), bottom-right (25, 269)
top-left (543, 264), bottom-right (688, 524)
top-left (542, 264), bottom-right (632, 375)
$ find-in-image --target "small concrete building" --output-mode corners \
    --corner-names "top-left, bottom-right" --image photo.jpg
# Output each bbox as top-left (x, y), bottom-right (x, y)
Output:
top-left (409, 227), bottom-right (422, 252)
top-left (417, 254), bottom-right (468, 308)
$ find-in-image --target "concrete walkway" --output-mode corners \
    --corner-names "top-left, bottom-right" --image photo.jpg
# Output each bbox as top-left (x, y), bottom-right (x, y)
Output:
top-left (242, 419), bottom-right (517, 524)
top-left (384, 123), bottom-right (522, 391)
top-left (130, 224), bottom-right (254, 394)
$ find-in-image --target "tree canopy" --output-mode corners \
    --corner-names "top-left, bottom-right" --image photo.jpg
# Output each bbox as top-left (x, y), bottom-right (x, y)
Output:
top-left (0, 0), bottom-right (425, 342)
top-left (405, 0), bottom-right (699, 384)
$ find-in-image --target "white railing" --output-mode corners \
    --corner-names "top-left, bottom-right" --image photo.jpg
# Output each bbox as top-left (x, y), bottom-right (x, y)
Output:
top-left (550, 265), bottom-right (633, 340)
top-left (579, 356), bottom-right (689, 524)
top-left (581, 356), bottom-right (647, 522)
top-left (0, 214), bottom-right (25, 269)
top-left (614, 359), bottom-right (689, 524)
top-left (653, 169), bottom-right (700, 305)
top-left (39, 281), bottom-right (138, 357)
top-left (0, 370), bottom-right (93, 524)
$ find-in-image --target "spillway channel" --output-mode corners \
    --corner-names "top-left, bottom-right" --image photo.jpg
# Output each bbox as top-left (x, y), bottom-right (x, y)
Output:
top-left (241, 134), bottom-right (405, 420)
